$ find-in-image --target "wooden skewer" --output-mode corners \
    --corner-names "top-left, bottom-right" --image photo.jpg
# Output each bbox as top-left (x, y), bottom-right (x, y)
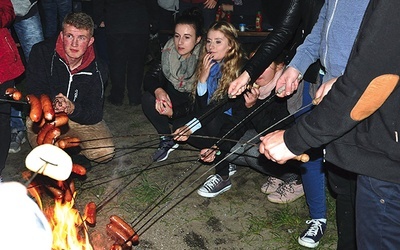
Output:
top-left (293, 154), bottom-right (310, 163)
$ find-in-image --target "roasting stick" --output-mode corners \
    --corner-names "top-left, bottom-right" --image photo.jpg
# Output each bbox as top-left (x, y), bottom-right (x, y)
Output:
top-left (0, 97), bottom-right (28, 104)
top-left (134, 99), bottom-right (318, 238)
top-left (130, 89), bottom-right (286, 232)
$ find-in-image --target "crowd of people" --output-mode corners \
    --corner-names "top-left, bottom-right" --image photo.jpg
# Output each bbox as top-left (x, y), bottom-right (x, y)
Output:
top-left (1, 0), bottom-right (399, 249)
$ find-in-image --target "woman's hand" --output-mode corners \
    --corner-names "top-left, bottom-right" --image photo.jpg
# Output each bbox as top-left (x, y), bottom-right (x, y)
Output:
top-left (199, 53), bottom-right (216, 83)
top-left (154, 88), bottom-right (172, 115)
top-left (173, 125), bottom-right (192, 141)
top-left (204, 0), bottom-right (217, 9)
top-left (244, 87), bottom-right (260, 108)
top-left (199, 147), bottom-right (217, 162)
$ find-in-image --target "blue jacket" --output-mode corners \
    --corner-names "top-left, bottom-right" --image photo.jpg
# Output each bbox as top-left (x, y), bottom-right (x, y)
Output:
top-left (289, 0), bottom-right (370, 81)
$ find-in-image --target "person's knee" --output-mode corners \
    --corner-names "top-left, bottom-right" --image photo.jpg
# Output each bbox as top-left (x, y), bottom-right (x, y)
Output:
top-left (85, 147), bottom-right (115, 163)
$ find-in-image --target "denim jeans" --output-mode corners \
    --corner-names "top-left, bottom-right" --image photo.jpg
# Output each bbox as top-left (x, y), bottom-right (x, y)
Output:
top-left (356, 175), bottom-right (400, 250)
top-left (10, 106), bottom-right (26, 132)
top-left (13, 11), bottom-right (44, 60)
top-left (40, 0), bottom-right (72, 39)
top-left (296, 80), bottom-right (327, 219)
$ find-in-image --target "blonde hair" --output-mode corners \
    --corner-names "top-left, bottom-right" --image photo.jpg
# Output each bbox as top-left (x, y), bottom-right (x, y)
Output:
top-left (193, 21), bottom-right (246, 101)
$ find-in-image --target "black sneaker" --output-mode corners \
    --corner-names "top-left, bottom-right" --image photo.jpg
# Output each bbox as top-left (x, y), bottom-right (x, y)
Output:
top-left (298, 218), bottom-right (327, 248)
top-left (197, 174), bottom-right (231, 198)
top-left (152, 137), bottom-right (178, 162)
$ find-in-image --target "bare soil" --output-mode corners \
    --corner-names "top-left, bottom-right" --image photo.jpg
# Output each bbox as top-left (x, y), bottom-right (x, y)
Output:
top-left (5, 90), bottom-right (337, 250)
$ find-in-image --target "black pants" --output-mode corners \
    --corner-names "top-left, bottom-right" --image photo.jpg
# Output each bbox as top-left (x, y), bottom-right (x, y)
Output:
top-left (0, 80), bottom-right (13, 175)
top-left (141, 84), bottom-right (191, 135)
top-left (327, 162), bottom-right (357, 250)
top-left (107, 33), bottom-right (149, 104)
top-left (183, 113), bottom-right (247, 178)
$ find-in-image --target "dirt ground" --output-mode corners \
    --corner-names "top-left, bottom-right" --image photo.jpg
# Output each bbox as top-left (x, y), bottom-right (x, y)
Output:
top-left (4, 89), bottom-right (338, 250)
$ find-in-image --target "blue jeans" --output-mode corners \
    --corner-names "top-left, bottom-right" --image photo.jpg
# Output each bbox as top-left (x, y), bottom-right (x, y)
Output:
top-left (13, 11), bottom-right (44, 60)
top-left (296, 80), bottom-right (326, 219)
top-left (40, 0), bottom-right (72, 39)
top-left (356, 175), bottom-right (400, 249)
top-left (10, 106), bottom-right (25, 132)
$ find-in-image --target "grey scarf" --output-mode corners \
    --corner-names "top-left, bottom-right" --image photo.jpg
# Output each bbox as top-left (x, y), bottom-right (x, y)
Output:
top-left (161, 38), bottom-right (200, 93)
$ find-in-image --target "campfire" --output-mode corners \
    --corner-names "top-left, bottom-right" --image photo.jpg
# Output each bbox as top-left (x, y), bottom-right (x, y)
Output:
top-left (46, 196), bottom-right (93, 249)
top-left (25, 147), bottom-right (138, 250)
top-left (25, 171), bottom-right (94, 249)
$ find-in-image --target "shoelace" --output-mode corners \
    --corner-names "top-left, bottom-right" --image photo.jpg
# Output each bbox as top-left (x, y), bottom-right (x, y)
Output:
top-left (275, 182), bottom-right (295, 196)
top-left (263, 176), bottom-right (275, 189)
top-left (204, 176), bottom-right (221, 191)
top-left (303, 220), bottom-right (323, 237)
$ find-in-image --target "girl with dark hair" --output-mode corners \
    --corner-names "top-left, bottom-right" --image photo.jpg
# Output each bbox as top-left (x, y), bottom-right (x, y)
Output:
top-left (142, 8), bottom-right (204, 162)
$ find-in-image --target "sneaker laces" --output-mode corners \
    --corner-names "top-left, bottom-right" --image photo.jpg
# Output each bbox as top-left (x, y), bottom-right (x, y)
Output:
top-left (203, 175), bottom-right (222, 192)
top-left (303, 219), bottom-right (324, 237)
top-left (275, 182), bottom-right (295, 197)
top-left (158, 138), bottom-right (173, 149)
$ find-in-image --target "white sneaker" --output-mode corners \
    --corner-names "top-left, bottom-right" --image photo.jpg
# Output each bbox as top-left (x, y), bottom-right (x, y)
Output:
top-left (197, 174), bottom-right (231, 198)
top-left (228, 163), bottom-right (237, 177)
top-left (298, 218), bottom-right (327, 248)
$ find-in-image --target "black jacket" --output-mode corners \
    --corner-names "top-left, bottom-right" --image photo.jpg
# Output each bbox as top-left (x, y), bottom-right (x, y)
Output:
top-left (285, 0), bottom-right (400, 184)
top-left (245, 0), bottom-right (324, 83)
top-left (92, 0), bottom-right (158, 35)
top-left (26, 38), bottom-right (109, 125)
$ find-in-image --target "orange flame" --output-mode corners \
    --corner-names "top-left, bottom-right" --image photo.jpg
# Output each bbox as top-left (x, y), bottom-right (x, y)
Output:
top-left (46, 194), bottom-right (93, 250)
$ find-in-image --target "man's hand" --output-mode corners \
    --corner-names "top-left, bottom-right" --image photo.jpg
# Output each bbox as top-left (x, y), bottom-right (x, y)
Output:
top-left (314, 77), bottom-right (338, 104)
top-left (275, 66), bottom-right (302, 97)
top-left (259, 130), bottom-right (296, 164)
top-left (227, 71), bottom-right (250, 98)
top-left (53, 93), bottom-right (75, 115)
top-left (173, 125), bottom-right (192, 141)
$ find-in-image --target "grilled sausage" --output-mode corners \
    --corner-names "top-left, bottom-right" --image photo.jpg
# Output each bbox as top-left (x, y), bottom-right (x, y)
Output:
top-left (51, 112), bottom-right (69, 127)
top-left (109, 215), bottom-right (139, 244)
top-left (55, 137), bottom-right (81, 149)
top-left (40, 94), bottom-right (55, 121)
top-left (37, 123), bottom-right (55, 145)
top-left (42, 127), bottom-right (61, 145)
top-left (72, 163), bottom-right (87, 175)
top-left (84, 202), bottom-right (97, 225)
top-left (26, 94), bottom-right (42, 122)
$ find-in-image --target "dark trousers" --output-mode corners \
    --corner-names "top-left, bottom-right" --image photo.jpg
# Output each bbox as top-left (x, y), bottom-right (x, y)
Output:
top-left (356, 175), bottom-right (400, 249)
top-left (0, 80), bottom-right (14, 175)
top-left (184, 113), bottom-right (246, 178)
top-left (327, 163), bottom-right (357, 250)
top-left (107, 33), bottom-right (149, 104)
top-left (141, 85), bottom-right (191, 135)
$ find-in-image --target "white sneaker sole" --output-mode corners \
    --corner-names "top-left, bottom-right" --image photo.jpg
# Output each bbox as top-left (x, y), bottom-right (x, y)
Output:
top-left (155, 144), bottom-right (179, 162)
top-left (197, 184), bottom-right (231, 198)
top-left (298, 236), bottom-right (320, 248)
